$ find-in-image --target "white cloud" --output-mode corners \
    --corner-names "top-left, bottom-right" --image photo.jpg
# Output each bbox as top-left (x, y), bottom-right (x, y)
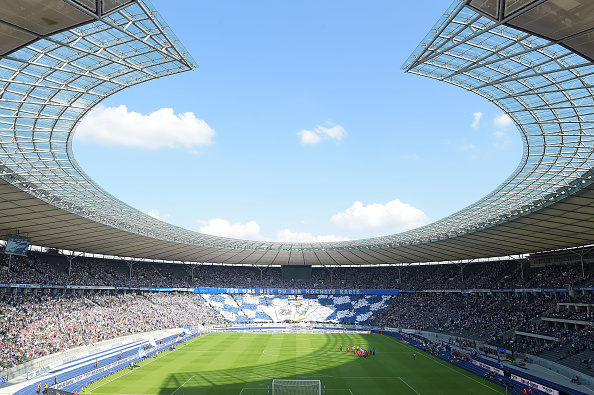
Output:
top-left (492, 113), bottom-right (514, 149)
top-left (298, 123), bottom-right (346, 145)
top-left (493, 130), bottom-right (512, 150)
top-left (460, 143), bottom-right (475, 151)
top-left (197, 218), bottom-right (352, 242)
top-left (331, 199), bottom-right (428, 231)
top-left (322, 125), bottom-right (346, 140)
top-left (199, 218), bottom-right (262, 239)
top-left (276, 229), bottom-right (349, 242)
top-left (75, 105), bottom-right (215, 151)
top-left (148, 209), bottom-right (170, 222)
top-left (471, 112), bottom-right (483, 129)
top-left (297, 129), bottom-right (322, 145)
top-left (493, 113), bottom-right (513, 128)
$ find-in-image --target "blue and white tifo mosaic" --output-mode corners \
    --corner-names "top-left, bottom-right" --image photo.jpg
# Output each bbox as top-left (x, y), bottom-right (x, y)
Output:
top-left (198, 293), bottom-right (395, 324)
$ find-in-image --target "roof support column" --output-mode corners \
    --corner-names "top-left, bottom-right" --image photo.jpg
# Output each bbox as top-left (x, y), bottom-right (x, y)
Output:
top-left (454, 261), bottom-right (468, 282)
top-left (322, 265), bottom-right (337, 284)
top-left (128, 260), bottom-right (134, 280)
top-left (190, 262), bottom-right (196, 283)
top-left (63, 251), bottom-right (82, 283)
top-left (571, 246), bottom-right (594, 281)
top-left (260, 265), bottom-right (267, 283)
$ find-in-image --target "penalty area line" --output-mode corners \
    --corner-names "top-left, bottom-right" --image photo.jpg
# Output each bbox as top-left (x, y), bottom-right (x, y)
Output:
top-left (170, 375), bottom-right (194, 395)
top-left (398, 377), bottom-right (420, 395)
top-left (386, 336), bottom-right (504, 394)
top-left (238, 388), bottom-right (263, 394)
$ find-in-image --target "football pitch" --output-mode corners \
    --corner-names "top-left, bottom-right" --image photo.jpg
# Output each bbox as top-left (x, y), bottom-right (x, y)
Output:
top-left (85, 332), bottom-right (505, 394)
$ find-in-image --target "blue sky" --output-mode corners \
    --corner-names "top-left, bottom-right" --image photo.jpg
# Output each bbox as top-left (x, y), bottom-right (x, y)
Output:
top-left (73, 0), bottom-right (522, 242)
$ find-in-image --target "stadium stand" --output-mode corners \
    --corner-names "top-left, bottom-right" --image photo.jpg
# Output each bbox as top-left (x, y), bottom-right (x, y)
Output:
top-left (0, 292), bottom-right (221, 371)
top-left (2, 251), bottom-right (594, 382)
top-left (1, 248), bottom-right (594, 395)
top-left (4, 0), bottom-right (594, 393)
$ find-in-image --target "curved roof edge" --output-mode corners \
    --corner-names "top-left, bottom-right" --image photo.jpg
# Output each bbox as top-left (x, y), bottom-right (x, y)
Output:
top-left (1, 0), bottom-right (594, 264)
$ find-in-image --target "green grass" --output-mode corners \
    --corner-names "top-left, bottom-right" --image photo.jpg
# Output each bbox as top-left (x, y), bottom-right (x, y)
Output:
top-left (85, 332), bottom-right (505, 394)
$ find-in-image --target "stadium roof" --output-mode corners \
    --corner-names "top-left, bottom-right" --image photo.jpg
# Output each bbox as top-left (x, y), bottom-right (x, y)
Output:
top-left (1, 0), bottom-right (594, 265)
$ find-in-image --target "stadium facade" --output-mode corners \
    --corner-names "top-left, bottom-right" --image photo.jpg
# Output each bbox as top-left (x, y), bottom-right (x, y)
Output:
top-left (1, 0), bottom-right (594, 265)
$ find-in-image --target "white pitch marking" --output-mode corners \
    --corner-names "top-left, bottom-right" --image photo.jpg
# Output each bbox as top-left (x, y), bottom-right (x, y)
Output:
top-left (398, 377), bottom-right (420, 395)
top-left (90, 335), bottom-right (204, 393)
top-left (170, 375), bottom-right (194, 395)
top-left (386, 336), bottom-right (504, 394)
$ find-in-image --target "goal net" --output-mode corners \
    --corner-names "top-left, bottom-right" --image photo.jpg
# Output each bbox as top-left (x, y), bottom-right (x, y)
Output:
top-left (272, 379), bottom-right (321, 395)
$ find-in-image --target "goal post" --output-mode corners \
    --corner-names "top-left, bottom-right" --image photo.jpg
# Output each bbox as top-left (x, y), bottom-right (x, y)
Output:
top-left (272, 379), bottom-right (321, 395)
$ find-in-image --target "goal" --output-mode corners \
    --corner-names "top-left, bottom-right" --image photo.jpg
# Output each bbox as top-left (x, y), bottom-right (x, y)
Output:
top-left (272, 379), bottom-right (321, 395)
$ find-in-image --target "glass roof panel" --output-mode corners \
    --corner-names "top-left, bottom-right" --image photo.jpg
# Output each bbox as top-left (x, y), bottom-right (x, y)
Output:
top-left (1, 0), bottom-right (594, 262)
top-left (102, 0), bottom-right (133, 15)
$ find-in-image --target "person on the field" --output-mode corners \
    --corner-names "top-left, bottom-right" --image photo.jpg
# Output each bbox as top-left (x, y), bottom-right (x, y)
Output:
top-left (340, 345), bottom-right (342, 352)
top-left (413, 352), bottom-right (416, 360)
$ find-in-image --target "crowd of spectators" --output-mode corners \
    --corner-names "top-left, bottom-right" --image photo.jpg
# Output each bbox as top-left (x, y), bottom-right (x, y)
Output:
top-left (0, 252), bottom-right (593, 373)
top-left (372, 290), bottom-right (594, 377)
top-left (0, 253), bottom-right (590, 291)
top-left (493, 295), bottom-right (594, 358)
top-left (375, 293), bottom-right (557, 340)
top-left (524, 263), bottom-right (585, 289)
top-left (0, 293), bottom-right (222, 372)
top-left (0, 255), bottom-right (63, 285)
top-left (374, 286), bottom-right (594, 363)
top-left (515, 326), bottom-right (594, 362)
